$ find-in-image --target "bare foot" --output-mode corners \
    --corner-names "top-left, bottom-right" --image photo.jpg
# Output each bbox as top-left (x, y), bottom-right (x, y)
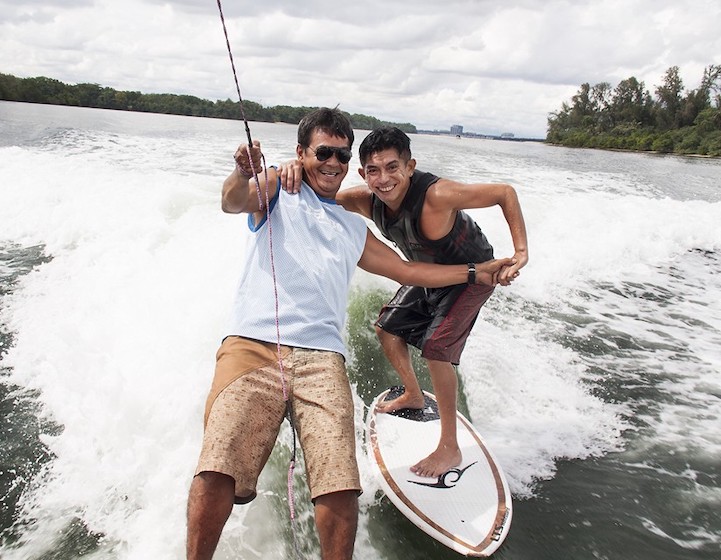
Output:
top-left (375, 391), bottom-right (425, 414)
top-left (410, 445), bottom-right (462, 478)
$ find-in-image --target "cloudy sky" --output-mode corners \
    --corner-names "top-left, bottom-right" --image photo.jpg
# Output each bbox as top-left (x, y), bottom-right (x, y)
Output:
top-left (2, 0), bottom-right (720, 138)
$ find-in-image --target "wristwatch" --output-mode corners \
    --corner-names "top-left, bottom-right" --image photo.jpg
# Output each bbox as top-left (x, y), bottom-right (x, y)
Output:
top-left (467, 263), bottom-right (476, 285)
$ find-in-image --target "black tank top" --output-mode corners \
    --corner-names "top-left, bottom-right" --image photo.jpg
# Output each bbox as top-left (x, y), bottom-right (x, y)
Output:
top-left (371, 170), bottom-right (494, 264)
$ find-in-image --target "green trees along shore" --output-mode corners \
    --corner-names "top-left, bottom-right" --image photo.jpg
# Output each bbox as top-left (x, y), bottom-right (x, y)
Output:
top-left (0, 73), bottom-right (417, 134)
top-left (3, 67), bottom-right (720, 157)
top-left (547, 65), bottom-right (721, 157)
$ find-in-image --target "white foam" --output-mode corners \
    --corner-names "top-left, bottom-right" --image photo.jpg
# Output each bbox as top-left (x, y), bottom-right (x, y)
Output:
top-left (460, 319), bottom-right (627, 498)
top-left (1, 140), bottom-right (245, 558)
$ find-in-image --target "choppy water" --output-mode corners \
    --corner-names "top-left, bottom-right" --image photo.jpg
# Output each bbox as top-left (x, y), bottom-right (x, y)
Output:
top-left (1, 101), bottom-right (720, 559)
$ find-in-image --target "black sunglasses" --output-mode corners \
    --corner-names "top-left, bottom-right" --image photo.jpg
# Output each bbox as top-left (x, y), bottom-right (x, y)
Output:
top-left (309, 145), bottom-right (353, 164)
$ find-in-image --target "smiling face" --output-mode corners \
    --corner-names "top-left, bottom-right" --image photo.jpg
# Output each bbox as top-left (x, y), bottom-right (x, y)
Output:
top-left (297, 129), bottom-right (350, 198)
top-left (359, 148), bottom-right (416, 213)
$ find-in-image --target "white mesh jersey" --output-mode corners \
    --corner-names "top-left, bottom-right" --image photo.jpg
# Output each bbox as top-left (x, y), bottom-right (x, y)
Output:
top-left (227, 182), bottom-right (368, 359)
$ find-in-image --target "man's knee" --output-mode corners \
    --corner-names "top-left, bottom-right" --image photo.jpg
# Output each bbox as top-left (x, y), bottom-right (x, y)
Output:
top-left (314, 490), bottom-right (359, 526)
top-left (189, 471), bottom-right (236, 507)
top-left (374, 322), bottom-right (386, 339)
top-left (375, 324), bottom-right (400, 346)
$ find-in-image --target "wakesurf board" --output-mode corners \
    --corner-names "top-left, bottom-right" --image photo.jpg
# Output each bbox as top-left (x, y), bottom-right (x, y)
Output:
top-left (366, 387), bottom-right (512, 557)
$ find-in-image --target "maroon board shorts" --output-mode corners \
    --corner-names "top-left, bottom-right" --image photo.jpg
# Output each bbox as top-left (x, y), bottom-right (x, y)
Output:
top-left (375, 283), bottom-right (495, 365)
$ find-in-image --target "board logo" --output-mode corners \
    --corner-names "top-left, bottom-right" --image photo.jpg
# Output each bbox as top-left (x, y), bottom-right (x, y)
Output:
top-left (408, 461), bottom-right (478, 489)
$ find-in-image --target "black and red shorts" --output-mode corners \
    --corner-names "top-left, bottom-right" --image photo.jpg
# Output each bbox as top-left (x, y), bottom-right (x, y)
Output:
top-left (375, 283), bottom-right (495, 365)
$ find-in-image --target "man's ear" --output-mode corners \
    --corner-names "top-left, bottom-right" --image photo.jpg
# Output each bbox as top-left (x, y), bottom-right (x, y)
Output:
top-left (406, 158), bottom-right (417, 174)
top-left (296, 144), bottom-right (304, 160)
top-left (358, 167), bottom-right (366, 180)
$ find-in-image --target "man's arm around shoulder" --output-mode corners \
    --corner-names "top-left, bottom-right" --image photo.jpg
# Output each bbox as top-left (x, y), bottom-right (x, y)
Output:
top-left (337, 185), bottom-right (373, 219)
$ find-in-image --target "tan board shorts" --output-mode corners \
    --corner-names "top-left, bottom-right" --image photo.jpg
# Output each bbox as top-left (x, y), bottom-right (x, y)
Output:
top-left (194, 336), bottom-right (361, 503)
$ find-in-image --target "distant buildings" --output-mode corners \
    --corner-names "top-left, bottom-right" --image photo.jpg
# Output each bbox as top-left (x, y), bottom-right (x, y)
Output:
top-left (416, 125), bottom-right (542, 142)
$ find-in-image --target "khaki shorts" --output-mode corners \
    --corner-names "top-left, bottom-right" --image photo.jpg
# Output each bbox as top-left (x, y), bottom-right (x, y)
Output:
top-left (194, 336), bottom-right (361, 503)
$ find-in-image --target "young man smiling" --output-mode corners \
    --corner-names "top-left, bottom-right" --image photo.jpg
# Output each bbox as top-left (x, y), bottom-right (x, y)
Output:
top-left (281, 126), bottom-right (528, 479)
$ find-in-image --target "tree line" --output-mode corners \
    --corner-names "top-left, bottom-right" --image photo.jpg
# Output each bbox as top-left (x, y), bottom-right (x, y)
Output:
top-left (546, 65), bottom-right (721, 157)
top-left (0, 73), bottom-right (417, 134)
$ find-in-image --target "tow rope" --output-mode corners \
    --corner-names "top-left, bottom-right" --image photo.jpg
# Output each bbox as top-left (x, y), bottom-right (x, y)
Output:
top-left (214, 1), bottom-right (301, 556)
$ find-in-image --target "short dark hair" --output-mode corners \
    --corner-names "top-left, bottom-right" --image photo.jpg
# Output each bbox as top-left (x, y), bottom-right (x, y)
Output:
top-left (359, 126), bottom-right (412, 166)
top-left (297, 107), bottom-right (354, 148)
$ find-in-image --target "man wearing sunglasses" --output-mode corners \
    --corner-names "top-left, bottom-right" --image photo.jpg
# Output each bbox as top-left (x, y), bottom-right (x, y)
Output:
top-left (186, 108), bottom-right (516, 560)
top-left (280, 125), bottom-right (528, 481)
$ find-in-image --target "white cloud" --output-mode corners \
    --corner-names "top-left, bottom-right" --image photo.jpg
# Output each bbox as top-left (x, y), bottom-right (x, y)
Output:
top-left (1, 0), bottom-right (720, 138)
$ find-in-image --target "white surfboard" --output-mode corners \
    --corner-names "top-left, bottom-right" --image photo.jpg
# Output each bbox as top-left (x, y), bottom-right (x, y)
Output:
top-left (366, 387), bottom-right (512, 557)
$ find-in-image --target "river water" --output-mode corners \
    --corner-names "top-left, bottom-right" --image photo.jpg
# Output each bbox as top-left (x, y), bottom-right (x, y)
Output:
top-left (1, 101), bottom-right (720, 559)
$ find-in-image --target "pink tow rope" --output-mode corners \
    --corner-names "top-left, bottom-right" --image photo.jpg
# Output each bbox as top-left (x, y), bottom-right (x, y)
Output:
top-left (215, 0), bottom-right (300, 554)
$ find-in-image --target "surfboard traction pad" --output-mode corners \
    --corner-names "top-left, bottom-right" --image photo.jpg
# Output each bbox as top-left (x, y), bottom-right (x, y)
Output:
top-left (383, 385), bottom-right (440, 422)
top-left (367, 386), bottom-right (512, 557)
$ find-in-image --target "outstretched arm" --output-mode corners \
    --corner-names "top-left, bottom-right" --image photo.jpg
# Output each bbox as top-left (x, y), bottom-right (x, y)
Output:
top-left (424, 180), bottom-right (528, 284)
top-left (358, 230), bottom-right (516, 287)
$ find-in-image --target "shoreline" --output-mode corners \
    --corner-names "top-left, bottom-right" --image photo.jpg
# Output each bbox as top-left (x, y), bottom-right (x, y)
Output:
top-left (545, 140), bottom-right (719, 160)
